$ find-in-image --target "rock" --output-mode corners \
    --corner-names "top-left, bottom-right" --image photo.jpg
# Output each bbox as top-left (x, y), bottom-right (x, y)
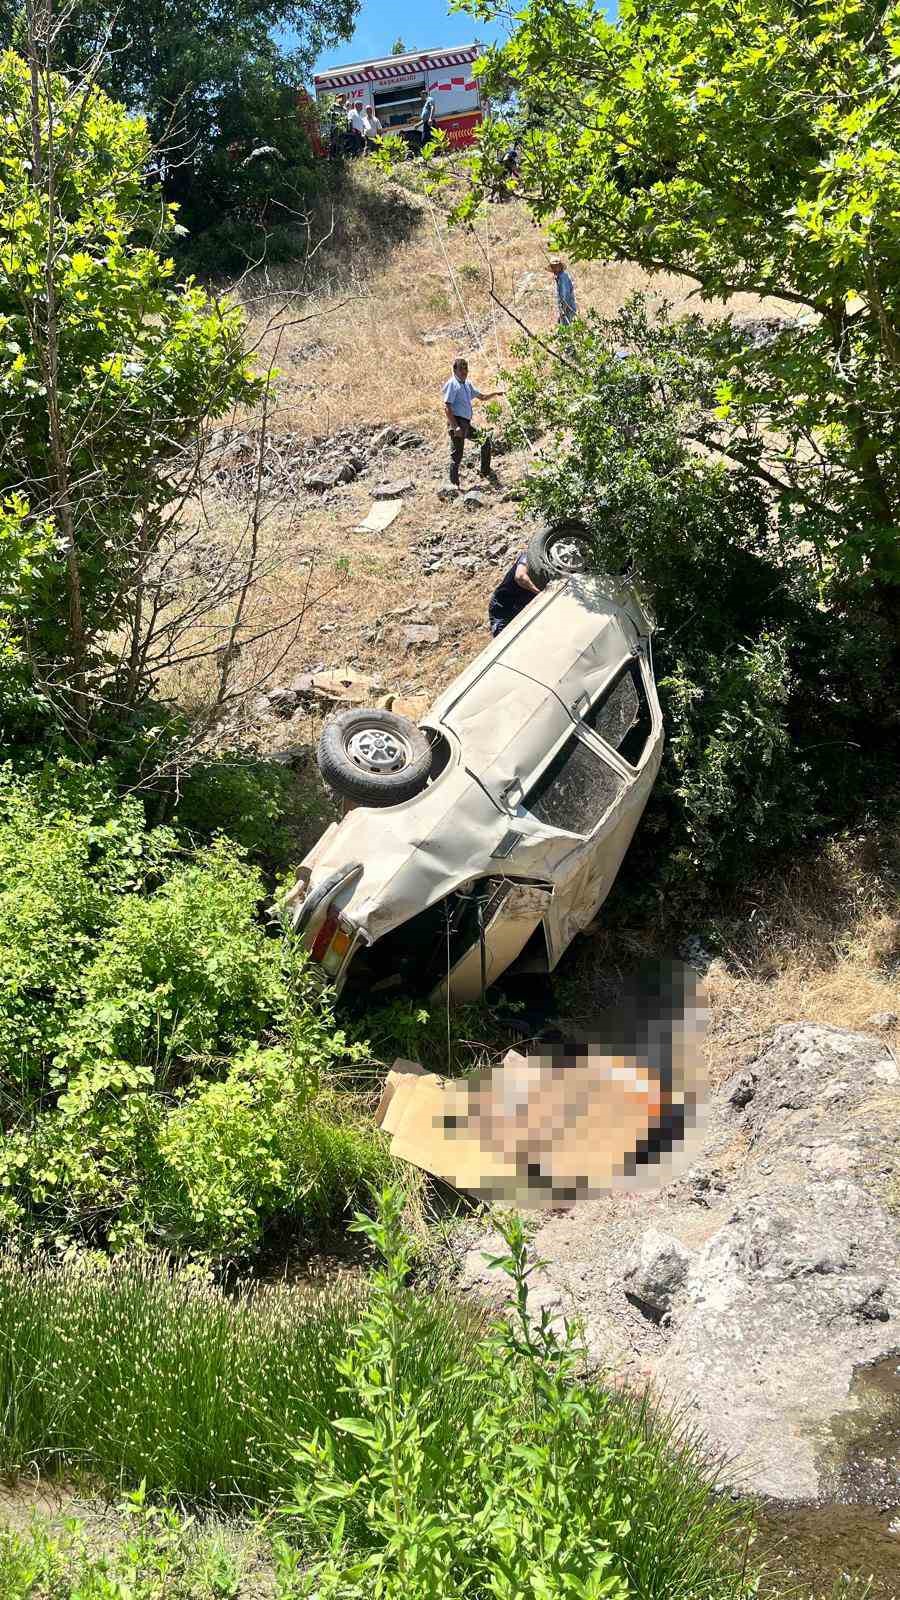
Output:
top-left (733, 314), bottom-right (797, 349)
top-left (724, 1068), bottom-right (757, 1109)
top-left (489, 538), bottom-right (508, 559)
top-left (463, 491), bottom-right (487, 512)
top-left (370, 426), bottom-right (400, 450)
top-left (623, 1228), bottom-right (691, 1313)
top-left (397, 431), bottom-right (423, 449)
top-left (457, 1023), bottom-right (900, 1503)
top-left (266, 686), bottom-right (299, 717)
top-left (268, 745), bottom-right (305, 767)
top-left (678, 932), bottom-right (716, 972)
top-left (452, 555), bottom-right (478, 575)
top-left (865, 1011), bottom-right (898, 1030)
top-left (373, 478), bottom-right (416, 499)
top-left (304, 460), bottom-right (357, 491)
top-left (513, 270), bottom-right (542, 305)
top-left (437, 484), bottom-right (460, 501)
top-left (402, 624), bottom-right (440, 649)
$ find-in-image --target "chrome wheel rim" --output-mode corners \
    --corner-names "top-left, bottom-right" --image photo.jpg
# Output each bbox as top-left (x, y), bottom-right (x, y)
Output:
top-left (549, 535), bottom-right (590, 573)
top-left (345, 725), bottom-right (412, 773)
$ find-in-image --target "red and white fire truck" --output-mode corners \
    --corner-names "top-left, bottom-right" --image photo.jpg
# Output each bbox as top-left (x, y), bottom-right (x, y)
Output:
top-left (313, 44), bottom-right (483, 150)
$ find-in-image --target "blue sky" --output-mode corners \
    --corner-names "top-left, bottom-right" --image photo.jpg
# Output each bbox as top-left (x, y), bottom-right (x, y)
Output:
top-left (310, 3), bottom-right (510, 77)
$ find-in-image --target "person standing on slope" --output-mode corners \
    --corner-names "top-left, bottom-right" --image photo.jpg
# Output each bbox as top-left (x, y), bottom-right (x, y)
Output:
top-left (549, 260), bottom-right (578, 324)
top-left (443, 357), bottom-right (501, 487)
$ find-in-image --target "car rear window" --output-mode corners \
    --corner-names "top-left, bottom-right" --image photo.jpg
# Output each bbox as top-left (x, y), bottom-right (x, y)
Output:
top-left (584, 660), bottom-right (653, 769)
top-left (526, 736), bottom-right (623, 835)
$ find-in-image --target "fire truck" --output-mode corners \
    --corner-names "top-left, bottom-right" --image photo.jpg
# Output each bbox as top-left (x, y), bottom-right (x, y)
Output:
top-left (313, 44), bottom-right (483, 150)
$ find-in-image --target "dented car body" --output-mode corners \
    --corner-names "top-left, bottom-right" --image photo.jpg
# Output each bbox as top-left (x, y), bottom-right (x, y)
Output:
top-left (283, 573), bottom-right (662, 1003)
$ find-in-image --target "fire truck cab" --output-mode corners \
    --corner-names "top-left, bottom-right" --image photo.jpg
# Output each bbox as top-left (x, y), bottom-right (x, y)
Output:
top-left (313, 44), bottom-right (483, 150)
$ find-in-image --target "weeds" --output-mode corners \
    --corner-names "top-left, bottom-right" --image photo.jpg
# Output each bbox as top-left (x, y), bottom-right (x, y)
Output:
top-left (0, 1247), bottom-right (481, 1506)
top-left (281, 1189), bottom-right (762, 1599)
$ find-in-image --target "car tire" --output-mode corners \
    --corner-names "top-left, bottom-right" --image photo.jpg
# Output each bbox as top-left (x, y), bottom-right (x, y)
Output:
top-left (317, 708), bottom-right (432, 807)
top-left (526, 522), bottom-right (595, 588)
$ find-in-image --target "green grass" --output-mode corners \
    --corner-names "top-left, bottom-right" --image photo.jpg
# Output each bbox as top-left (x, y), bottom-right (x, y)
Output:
top-left (0, 1247), bottom-right (481, 1507)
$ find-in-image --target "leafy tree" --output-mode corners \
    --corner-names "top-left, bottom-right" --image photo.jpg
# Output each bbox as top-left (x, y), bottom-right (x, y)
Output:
top-left (1, 0), bottom-right (359, 262)
top-left (469, 0), bottom-right (900, 603)
top-left (392, 36), bottom-right (407, 54)
top-left (497, 300), bottom-right (895, 893)
top-left (0, 43), bottom-right (263, 742)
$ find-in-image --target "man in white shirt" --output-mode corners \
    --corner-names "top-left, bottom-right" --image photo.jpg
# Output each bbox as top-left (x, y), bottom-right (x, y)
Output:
top-left (442, 357), bottom-right (502, 486)
top-left (346, 102), bottom-right (365, 157)
top-left (362, 107), bottom-right (382, 150)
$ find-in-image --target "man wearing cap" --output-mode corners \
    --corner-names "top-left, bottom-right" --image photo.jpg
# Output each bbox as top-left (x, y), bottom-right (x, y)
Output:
top-left (442, 357), bottom-right (501, 487)
top-left (549, 260), bottom-right (577, 324)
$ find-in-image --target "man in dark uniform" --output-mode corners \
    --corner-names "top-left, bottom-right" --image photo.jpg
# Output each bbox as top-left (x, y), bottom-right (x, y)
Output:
top-left (488, 550), bottom-right (540, 636)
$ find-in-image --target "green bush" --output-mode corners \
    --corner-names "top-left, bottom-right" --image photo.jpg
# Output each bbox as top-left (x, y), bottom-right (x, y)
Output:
top-left (0, 1490), bottom-right (255, 1600)
top-left (502, 300), bottom-right (895, 901)
top-left (0, 762), bottom-right (385, 1254)
top-left (174, 754), bottom-right (332, 873)
top-left (156, 1048), bottom-right (392, 1255)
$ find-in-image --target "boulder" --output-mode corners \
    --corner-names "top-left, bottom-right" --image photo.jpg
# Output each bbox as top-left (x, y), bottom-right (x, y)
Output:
top-left (373, 477), bottom-right (416, 499)
top-left (370, 426), bottom-right (400, 451)
top-left (304, 460), bottom-right (357, 491)
top-left (402, 624), bottom-right (440, 649)
top-left (723, 1068), bottom-right (757, 1108)
top-left (622, 1228), bottom-right (691, 1313)
top-left (457, 1023), bottom-right (900, 1502)
top-left (463, 491), bottom-right (487, 512)
top-left (733, 314), bottom-right (797, 348)
top-left (266, 686), bottom-right (299, 718)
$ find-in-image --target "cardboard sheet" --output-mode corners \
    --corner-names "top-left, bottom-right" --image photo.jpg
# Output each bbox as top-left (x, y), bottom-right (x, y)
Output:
top-left (354, 500), bottom-right (403, 534)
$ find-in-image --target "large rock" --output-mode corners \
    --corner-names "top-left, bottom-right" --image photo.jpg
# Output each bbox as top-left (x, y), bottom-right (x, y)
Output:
top-left (373, 477), bottom-right (415, 499)
top-left (304, 460), bottom-right (357, 491)
top-left (622, 1229), bottom-right (691, 1313)
top-left (457, 1024), bottom-right (900, 1502)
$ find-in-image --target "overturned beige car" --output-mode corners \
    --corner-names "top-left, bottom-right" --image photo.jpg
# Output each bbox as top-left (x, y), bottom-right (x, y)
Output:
top-left (283, 567), bottom-right (662, 1004)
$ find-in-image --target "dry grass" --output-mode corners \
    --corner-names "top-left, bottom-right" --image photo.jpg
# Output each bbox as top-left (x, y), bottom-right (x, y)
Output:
top-left (704, 830), bottom-right (900, 1079)
top-left (237, 163), bottom-right (794, 441)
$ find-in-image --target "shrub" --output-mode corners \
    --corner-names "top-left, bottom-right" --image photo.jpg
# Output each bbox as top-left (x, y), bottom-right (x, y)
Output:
top-left (283, 1191), bottom-right (761, 1599)
top-left (0, 763), bottom-right (384, 1254)
top-left (174, 754), bottom-right (332, 873)
top-left (501, 301), bottom-right (895, 901)
top-left (156, 1048), bottom-right (392, 1255)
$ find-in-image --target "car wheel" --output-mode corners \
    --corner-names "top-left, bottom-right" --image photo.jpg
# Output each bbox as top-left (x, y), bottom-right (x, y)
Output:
top-left (526, 522), bottom-right (595, 588)
top-left (317, 708), bottom-right (432, 807)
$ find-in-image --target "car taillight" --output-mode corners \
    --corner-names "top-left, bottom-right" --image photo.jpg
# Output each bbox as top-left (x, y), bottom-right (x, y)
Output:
top-left (311, 914), bottom-right (354, 974)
